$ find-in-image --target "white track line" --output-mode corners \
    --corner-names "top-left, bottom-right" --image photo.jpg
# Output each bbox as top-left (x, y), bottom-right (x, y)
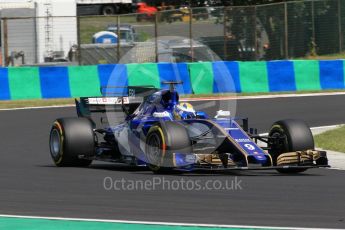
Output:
top-left (182, 91), bottom-right (345, 102)
top-left (310, 125), bottom-right (340, 130)
top-left (259, 125), bottom-right (341, 136)
top-left (0, 214), bottom-right (342, 230)
top-left (1, 91), bottom-right (345, 111)
top-left (0, 104), bottom-right (75, 111)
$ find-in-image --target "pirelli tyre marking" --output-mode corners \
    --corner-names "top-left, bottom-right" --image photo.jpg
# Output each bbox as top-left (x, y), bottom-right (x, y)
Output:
top-left (145, 126), bottom-right (166, 171)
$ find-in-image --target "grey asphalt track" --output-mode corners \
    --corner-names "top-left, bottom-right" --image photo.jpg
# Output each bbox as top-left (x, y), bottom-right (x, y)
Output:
top-left (0, 94), bottom-right (345, 229)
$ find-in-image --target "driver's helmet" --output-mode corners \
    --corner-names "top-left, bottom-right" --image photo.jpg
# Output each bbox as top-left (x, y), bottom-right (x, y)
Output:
top-left (174, 102), bottom-right (196, 120)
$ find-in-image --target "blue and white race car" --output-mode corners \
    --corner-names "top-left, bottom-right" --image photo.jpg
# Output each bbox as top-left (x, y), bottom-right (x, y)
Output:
top-left (49, 82), bottom-right (328, 174)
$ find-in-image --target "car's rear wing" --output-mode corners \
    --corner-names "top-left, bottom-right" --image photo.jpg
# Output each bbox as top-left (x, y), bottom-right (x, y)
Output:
top-left (76, 86), bottom-right (158, 118)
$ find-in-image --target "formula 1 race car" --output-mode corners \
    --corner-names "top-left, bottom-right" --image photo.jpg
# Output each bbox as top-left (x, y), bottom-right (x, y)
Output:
top-left (49, 82), bottom-right (329, 174)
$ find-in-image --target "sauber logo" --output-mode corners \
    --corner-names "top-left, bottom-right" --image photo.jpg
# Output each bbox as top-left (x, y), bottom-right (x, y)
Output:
top-left (235, 139), bottom-right (251, 143)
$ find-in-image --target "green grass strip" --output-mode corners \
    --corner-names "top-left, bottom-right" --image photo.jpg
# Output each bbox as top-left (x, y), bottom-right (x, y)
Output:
top-left (8, 67), bottom-right (42, 100)
top-left (293, 60), bottom-right (321, 91)
top-left (239, 62), bottom-right (269, 93)
top-left (68, 66), bottom-right (101, 98)
top-left (0, 99), bottom-right (75, 109)
top-left (315, 125), bottom-right (345, 153)
top-left (127, 63), bottom-right (160, 88)
top-left (0, 217), bottom-right (274, 230)
top-left (188, 62), bottom-right (214, 95)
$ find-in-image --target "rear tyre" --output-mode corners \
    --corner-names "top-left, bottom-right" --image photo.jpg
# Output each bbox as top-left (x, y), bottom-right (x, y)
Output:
top-left (145, 122), bottom-right (191, 174)
top-left (269, 119), bottom-right (314, 174)
top-left (49, 118), bottom-right (94, 167)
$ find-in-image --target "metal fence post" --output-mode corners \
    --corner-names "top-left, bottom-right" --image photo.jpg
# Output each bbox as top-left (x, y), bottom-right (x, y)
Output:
top-left (155, 13), bottom-right (159, 63)
top-left (77, 16), bottom-right (82, 65)
top-left (284, 2), bottom-right (289, 59)
top-left (254, 6), bottom-right (258, 60)
top-left (117, 15), bottom-right (121, 62)
top-left (33, 16), bottom-right (38, 64)
top-left (3, 18), bottom-right (9, 67)
top-left (189, 7), bottom-right (194, 62)
top-left (338, 0), bottom-right (343, 52)
top-left (311, 0), bottom-right (315, 44)
top-left (223, 7), bottom-right (228, 61)
top-left (0, 19), bottom-right (3, 67)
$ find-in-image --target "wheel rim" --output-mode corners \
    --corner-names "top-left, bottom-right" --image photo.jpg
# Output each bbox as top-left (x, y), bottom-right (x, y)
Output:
top-left (50, 129), bottom-right (61, 158)
top-left (271, 131), bottom-right (288, 153)
top-left (146, 133), bottom-right (162, 166)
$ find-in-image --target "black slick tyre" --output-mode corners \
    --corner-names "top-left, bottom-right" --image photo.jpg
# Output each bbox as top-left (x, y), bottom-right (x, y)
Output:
top-left (269, 119), bottom-right (314, 174)
top-left (49, 118), bottom-right (95, 167)
top-left (145, 121), bottom-right (191, 174)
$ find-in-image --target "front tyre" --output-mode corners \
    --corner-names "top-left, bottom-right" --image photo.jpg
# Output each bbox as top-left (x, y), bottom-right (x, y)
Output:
top-left (145, 122), bottom-right (192, 174)
top-left (269, 119), bottom-right (314, 174)
top-left (49, 118), bottom-right (94, 167)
